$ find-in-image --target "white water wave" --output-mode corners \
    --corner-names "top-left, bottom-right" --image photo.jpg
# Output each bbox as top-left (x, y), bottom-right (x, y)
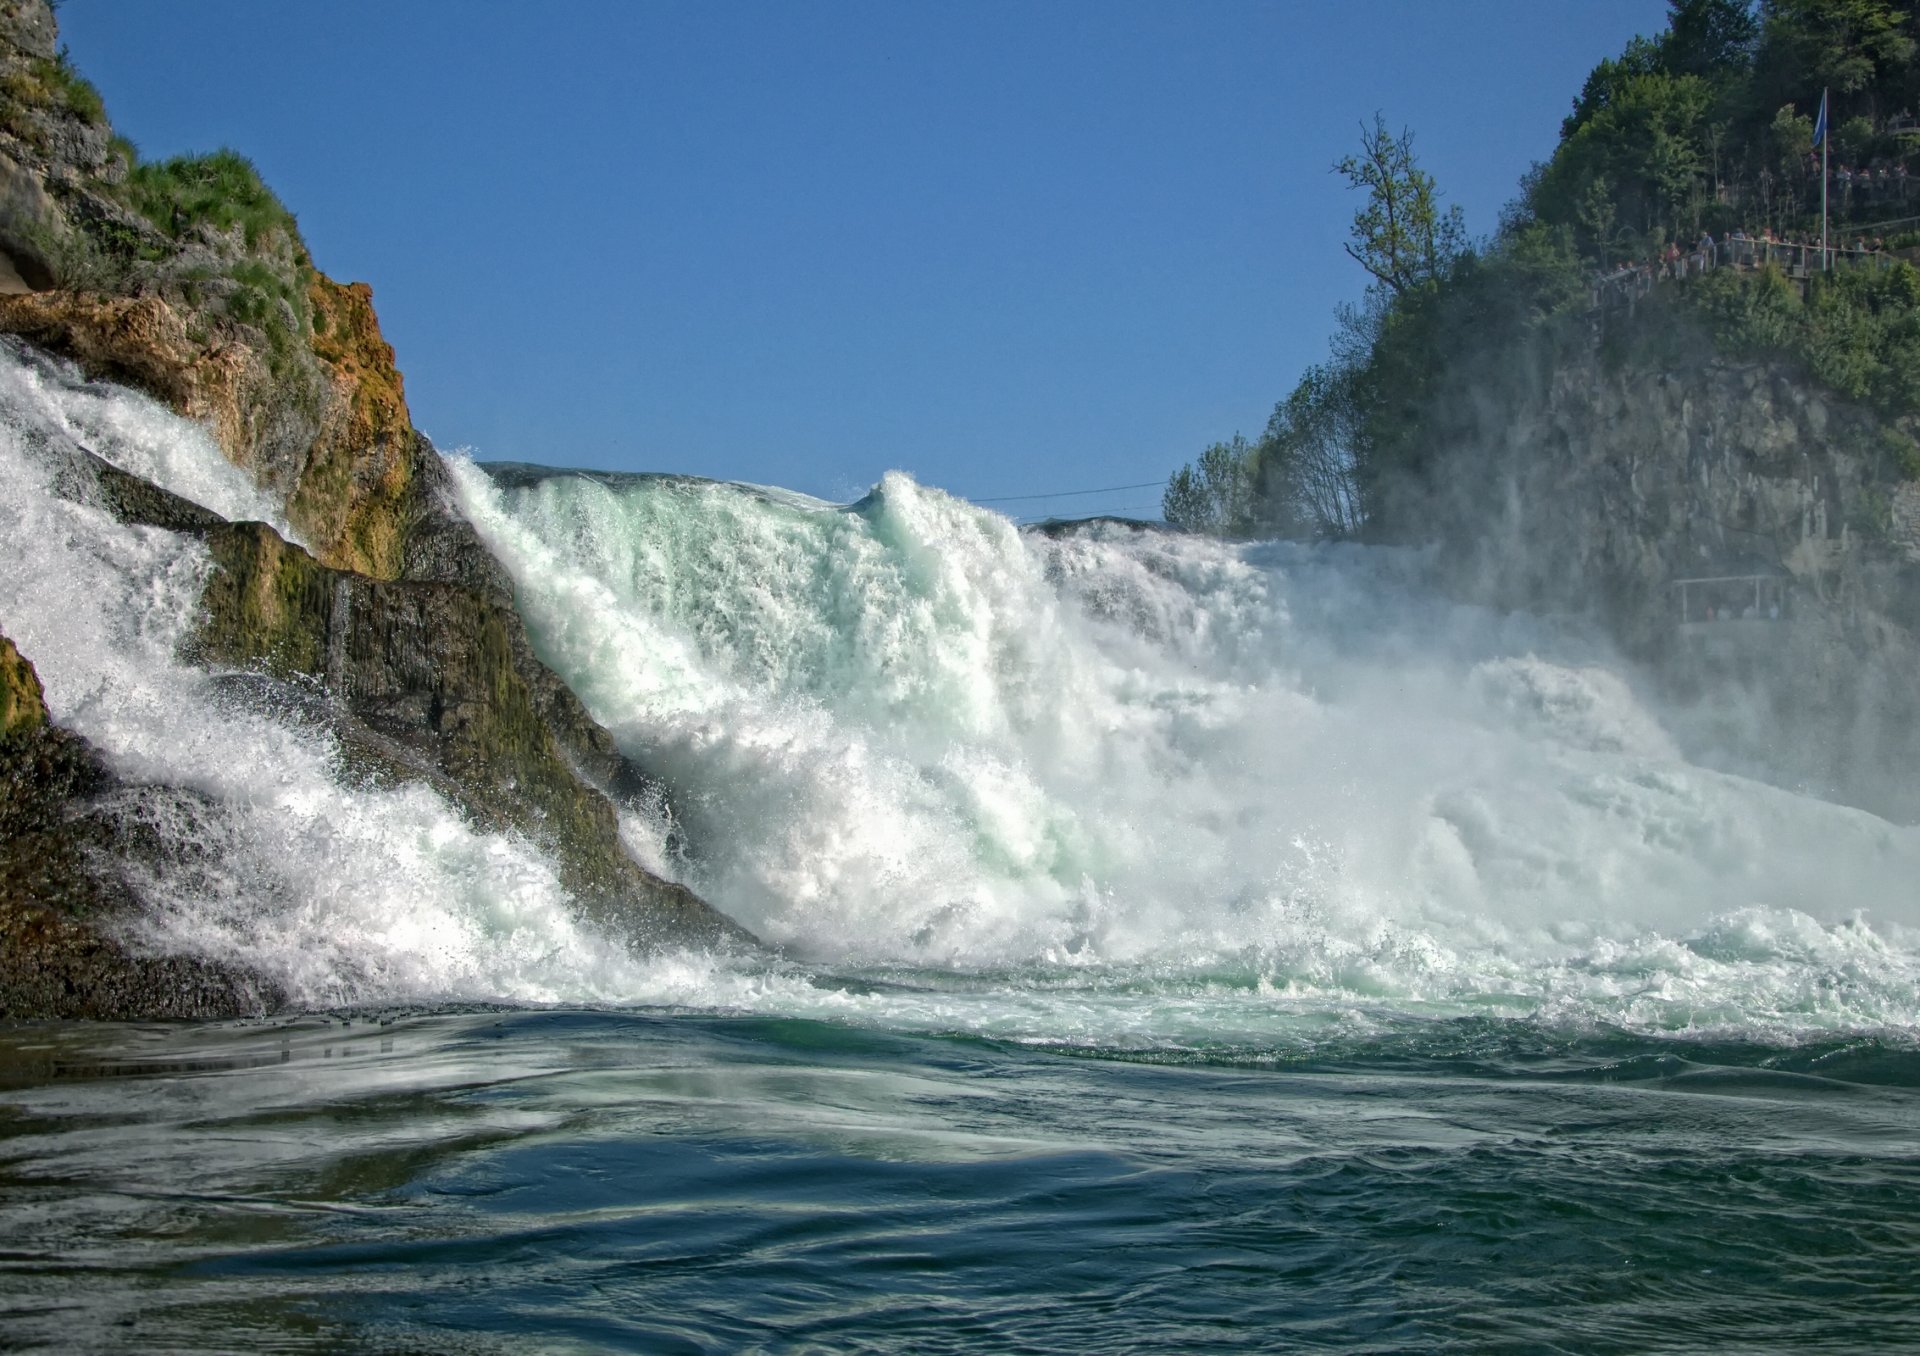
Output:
top-left (0, 346), bottom-right (665, 1007)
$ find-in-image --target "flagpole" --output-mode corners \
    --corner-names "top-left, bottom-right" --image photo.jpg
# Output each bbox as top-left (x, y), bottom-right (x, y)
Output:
top-left (1821, 87), bottom-right (1829, 272)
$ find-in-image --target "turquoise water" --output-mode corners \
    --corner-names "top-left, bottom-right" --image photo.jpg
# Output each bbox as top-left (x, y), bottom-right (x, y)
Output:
top-left (4, 1007), bottom-right (1920, 1353)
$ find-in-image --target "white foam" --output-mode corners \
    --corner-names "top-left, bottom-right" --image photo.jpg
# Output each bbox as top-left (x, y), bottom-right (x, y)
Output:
top-left (447, 455), bottom-right (1920, 1035)
top-left (0, 341), bottom-right (297, 535)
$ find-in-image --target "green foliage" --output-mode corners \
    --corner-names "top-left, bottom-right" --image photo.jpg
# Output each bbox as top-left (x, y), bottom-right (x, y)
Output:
top-left (1534, 67), bottom-right (1717, 251)
top-left (1256, 364), bottom-right (1364, 538)
top-left (107, 149), bottom-right (317, 378)
top-left (1684, 260), bottom-right (1920, 411)
top-left (1175, 0), bottom-right (1920, 541)
top-left (1163, 436), bottom-right (1258, 536)
top-left (1755, 0), bottom-right (1916, 102)
top-left (223, 257), bottom-right (313, 378)
top-left (1663, 0), bottom-right (1762, 78)
top-left (122, 150), bottom-right (299, 250)
top-left (39, 50), bottom-right (103, 124)
top-left (24, 219), bottom-right (135, 293)
top-left (1334, 115), bottom-right (1466, 299)
top-left (1879, 425), bottom-right (1920, 478)
top-left (0, 48), bottom-right (105, 143)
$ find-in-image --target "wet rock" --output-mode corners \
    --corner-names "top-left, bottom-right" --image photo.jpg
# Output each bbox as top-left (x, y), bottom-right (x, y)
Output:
top-left (0, 631), bottom-right (281, 1020)
top-left (186, 519), bottom-right (750, 950)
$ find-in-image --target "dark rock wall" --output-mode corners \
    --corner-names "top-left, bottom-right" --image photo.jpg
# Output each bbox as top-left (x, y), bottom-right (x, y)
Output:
top-left (1395, 342), bottom-right (1920, 820)
top-left (185, 520), bottom-right (745, 949)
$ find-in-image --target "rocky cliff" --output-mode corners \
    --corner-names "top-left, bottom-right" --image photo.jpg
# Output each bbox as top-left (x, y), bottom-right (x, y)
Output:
top-left (0, 0), bottom-right (750, 1016)
top-left (1397, 321), bottom-right (1920, 822)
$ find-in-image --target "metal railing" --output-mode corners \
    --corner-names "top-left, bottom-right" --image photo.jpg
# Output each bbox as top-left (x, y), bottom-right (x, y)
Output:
top-left (1591, 235), bottom-right (1902, 312)
top-left (1672, 574), bottom-right (1792, 626)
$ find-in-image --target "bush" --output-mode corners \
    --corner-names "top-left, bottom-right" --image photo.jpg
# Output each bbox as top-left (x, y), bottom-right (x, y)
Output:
top-left (0, 50), bottom-right (105, 143)
top-left (1679, 262), bottom-right (1920, 414)
top-left (1164, 436), bottom-right (1258, 536)
top-left (122, 150), bottom-right (299, 250)
top-left (41, 51), bottom-right (105, 125)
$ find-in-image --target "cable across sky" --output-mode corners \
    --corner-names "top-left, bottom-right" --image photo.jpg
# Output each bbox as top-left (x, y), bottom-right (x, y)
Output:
top-left (971, 479), bottom-right (1168, 504)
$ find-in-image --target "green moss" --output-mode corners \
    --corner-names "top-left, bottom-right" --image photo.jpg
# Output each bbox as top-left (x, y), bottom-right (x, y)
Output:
top-left (189, 523), bottom-right (335, 679)
top-left (0, 635), bottom-right (48, 739)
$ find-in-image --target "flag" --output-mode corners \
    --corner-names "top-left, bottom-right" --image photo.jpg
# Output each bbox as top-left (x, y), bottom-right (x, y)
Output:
top-left (1813, 89), bottom-right (1828, 148)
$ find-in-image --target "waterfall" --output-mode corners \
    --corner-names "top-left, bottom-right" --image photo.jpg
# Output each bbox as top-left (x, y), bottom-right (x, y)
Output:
top-left (4, 335), bottom-right (1918, 1034)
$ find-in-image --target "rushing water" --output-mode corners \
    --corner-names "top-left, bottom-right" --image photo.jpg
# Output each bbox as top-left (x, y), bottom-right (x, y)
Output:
top-left (3, 342), bottom-right (1920, 1351)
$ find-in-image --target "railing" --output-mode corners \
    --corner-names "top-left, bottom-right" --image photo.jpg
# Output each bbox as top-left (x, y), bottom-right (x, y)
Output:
top-left (1672, 574), bottom-right (1791, 626)
top-left (1591, 235), bottom-right (1901, 312)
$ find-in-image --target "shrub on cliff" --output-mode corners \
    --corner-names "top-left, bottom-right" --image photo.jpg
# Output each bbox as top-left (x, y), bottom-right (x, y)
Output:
top-left (121, 150), bottom-right (299, 251)
top-left (0, 47), bottom-right (104, 145)
top-left (1686, 260), bottom-right (1920, 412)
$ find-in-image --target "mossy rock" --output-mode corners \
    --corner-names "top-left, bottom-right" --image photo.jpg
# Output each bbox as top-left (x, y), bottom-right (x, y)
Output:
top-left (1, 632), bottom-right (46, 737)
top-left (188, 521), bottom-right (752, 950)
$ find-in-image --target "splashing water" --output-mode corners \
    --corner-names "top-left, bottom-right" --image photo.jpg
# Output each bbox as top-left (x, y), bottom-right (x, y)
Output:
top-left (447, 456), bottom-right (1920, 1037)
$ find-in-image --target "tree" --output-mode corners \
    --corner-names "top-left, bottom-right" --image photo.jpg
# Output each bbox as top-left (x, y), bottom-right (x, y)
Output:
top-left (1162, 436), bottom-right (1257, 536)
top-left (1660, 0), bottom-right (1761, 78)
top-left (1257, 364), bottom-right (1364, 539)
top-left (1534, 70), bottom-right (1714, 253)
top-left (1334, 115), bottom-right (1466, 298)
top-left (1756, 0), bottom-right (1917, 116)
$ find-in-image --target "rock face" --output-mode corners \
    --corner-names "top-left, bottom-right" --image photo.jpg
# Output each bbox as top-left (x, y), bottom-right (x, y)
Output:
top-left (0, 0), bottom-right (427, 580)
top-left (0, 632), bottom-right (281, 1019)
top-left (186, 520), bottom-right (744, 949)
top-left (0, 0), bottom-right (754, 1016)
top-left (1390, 335), bottom-right (1920, 821)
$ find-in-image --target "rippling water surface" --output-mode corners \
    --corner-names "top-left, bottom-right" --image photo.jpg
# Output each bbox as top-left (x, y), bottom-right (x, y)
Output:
top-left (5, 1008), bottom-right (1920, 1353)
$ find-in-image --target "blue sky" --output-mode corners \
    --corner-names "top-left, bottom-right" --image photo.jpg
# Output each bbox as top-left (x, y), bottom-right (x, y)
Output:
top-left (61, 1), bottom-right (1667, 515)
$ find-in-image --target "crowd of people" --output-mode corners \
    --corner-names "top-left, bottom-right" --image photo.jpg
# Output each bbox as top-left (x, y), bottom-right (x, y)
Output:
top-left (1822, 157), bottom-right (1913, 211)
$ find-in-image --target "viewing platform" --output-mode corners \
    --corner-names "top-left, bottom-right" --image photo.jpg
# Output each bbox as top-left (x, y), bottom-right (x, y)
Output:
top-left (1670, 572), bottom-right (1800, 656)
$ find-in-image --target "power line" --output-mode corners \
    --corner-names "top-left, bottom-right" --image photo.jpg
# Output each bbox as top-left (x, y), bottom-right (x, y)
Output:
top-left (972, 478), bottom-right (1167, 504)
top-left (1015, 502), bottom-right (1165, 523)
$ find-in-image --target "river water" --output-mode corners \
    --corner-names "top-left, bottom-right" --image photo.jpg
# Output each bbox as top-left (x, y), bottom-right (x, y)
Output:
top-left (3, 343), bottom-right (1919, 1351)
